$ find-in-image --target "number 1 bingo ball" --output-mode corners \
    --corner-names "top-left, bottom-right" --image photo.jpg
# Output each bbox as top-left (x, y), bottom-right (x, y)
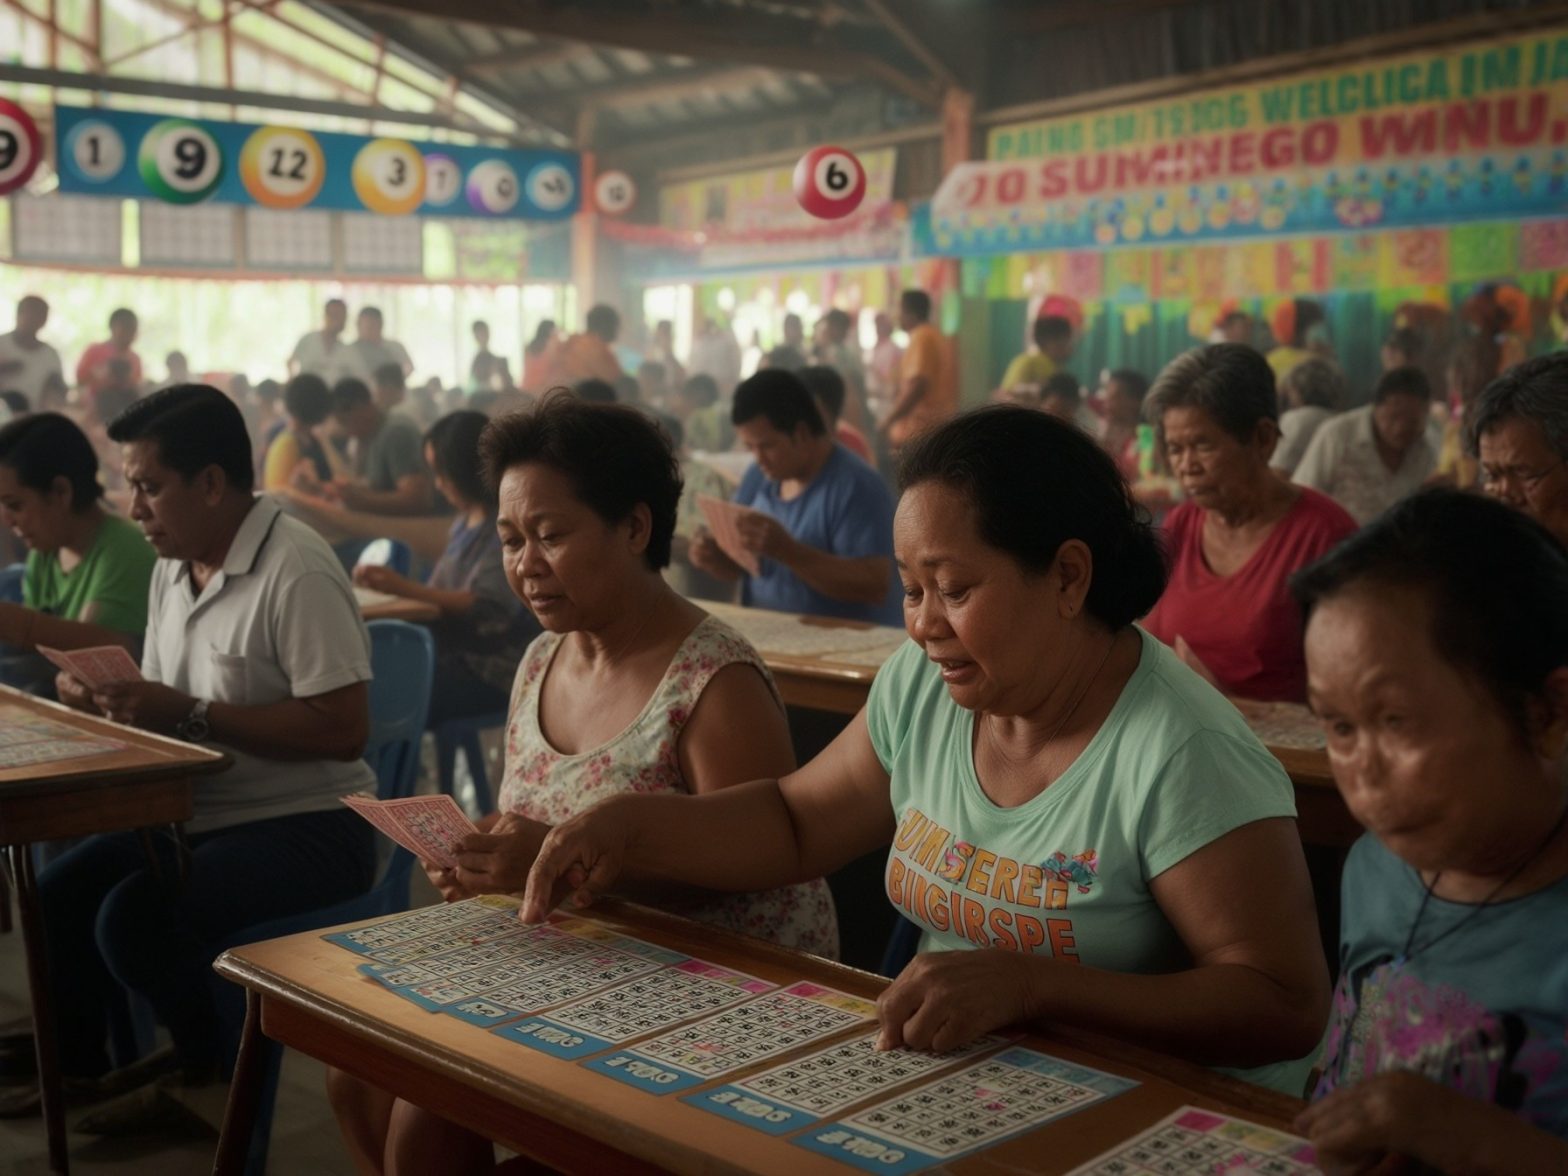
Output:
top-left (792, 146), bottom-right (866, 219)
top-left (138, 119), bottom-right (224, 204)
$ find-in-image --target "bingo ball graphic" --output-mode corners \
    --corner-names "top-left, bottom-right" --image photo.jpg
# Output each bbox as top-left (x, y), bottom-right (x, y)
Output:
top-left (466, 159), bottom-right (521, 215)
top-left (526, 162), bottom-right (575, 213)
top-left (352, 138), bottom-right (425, 215)
top-left (138, 119), bottom-right (223, 204)
top-left (594, 170), bottom-right (637, 215)
top-left (0, 98), bottom-right (42, 195)
top-left (423, 153), bottom-right (461, 207)
top-left (65, 119), bottom-right (126, 183)
top-left (793, 146), bottom-right (866, 219)
top-left (239, 126), bottom-right (325, 209)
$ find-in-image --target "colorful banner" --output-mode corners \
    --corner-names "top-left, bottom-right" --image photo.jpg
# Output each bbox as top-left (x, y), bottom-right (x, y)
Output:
top-left (924, 27), bottom-right (1568, 254)
top-left (53, 106), bottom-right (580, 221)
top-left (957, 219), bottom-right (1564, 306)
top-left (659, 148), bottom-right (897, 233)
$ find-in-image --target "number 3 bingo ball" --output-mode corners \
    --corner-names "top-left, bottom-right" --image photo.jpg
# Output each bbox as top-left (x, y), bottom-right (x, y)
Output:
top-left (793, 146), bottom-right (866, 219)
top-left (138, 119), bottom-right (224, 204)
top-left (351, 138), bottom-right (426, 216)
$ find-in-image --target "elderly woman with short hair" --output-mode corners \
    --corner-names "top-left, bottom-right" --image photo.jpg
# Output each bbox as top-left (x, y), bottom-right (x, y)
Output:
top-left (1270, 357), bottom-right (1343, 478)
top-left (1142, 344), bottom-right (1357, 701)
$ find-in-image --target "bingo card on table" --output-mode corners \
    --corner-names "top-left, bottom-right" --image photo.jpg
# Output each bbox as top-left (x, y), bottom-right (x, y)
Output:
top-left (795, 1046), bottom-right (1138, 1175)
top-left (1064, 1106), bottom-right (1320, 1175)
top-left (687, 1029), bottom-right (1003, 1135)
top-left (584, 981), bottom-right (877, 1093)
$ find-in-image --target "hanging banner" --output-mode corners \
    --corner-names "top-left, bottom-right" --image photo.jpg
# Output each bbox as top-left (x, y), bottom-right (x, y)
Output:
top-left (659, 148), bottom-right (897, 233)
top-left (53, 106), bottom-right (580, 221)
top-left (924, 26), bottom-right (1568, 255)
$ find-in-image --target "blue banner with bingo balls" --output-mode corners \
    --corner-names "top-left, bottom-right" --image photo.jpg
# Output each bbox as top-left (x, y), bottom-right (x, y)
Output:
top-left (52, 105), bottom-right (580, 220)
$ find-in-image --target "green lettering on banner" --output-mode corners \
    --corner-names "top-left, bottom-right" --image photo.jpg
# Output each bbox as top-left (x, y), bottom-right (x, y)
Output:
top-left (1260, 87), bottom-right (1295, 125)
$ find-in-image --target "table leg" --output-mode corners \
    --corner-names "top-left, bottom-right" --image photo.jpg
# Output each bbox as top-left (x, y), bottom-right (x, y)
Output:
top-left (214, 989), bottom-right (265, 1176)
top-left (8, 843), bottom-right (69, 1174)
top-left (172, 824), bottom-right (191, 887)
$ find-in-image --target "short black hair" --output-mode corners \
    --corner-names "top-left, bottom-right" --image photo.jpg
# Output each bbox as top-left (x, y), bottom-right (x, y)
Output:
top-left (1292, 488), bottom-right (1568, 739)
top-left (1042, 373), bottom-right (1081, 404)
top-left (480, 398), bottom-right (680, 571)
top-left (575, 378), bottom-right (616, 404)
top-left (900, 290), bottom-right (931, 321)
top-left (900, 406), bottom-right (1167, 629)
top-left (0, 412), bottom-right (101, 511)
top-left (425, 410), bottom-right (494, 511)
top-left (798, 365), bottom-right (847, 421)
top-left (586, 304), bottom-right (620, 340)
top-left (283, 374), bottom-right (331, 426)
top-left (1373, 366), bottom-right (1432, 405)
top-left (107, 383), bottom-right (254, 493)
top-left (732, 370), bottom-right (826, 437)
top-left (1280, 358), bottom-right (1343, 411)
top-left (1468, 352), bottom-right (1568, 460)
top-left (331, 378), bottom-right (372, 413)
top-left (1106, 369), bottom-right (1149, 404)
top-left (1383, 327), bottom-right (1422, 361)
top-left (359, 306), bottom-right (383, 323)
top-left (1034, 316), bottom-right (1073, 347)
top-left (681, 373), bottom-right (719, 408)
top-left (109, 308), bottom-right (137, 330)
top-left (373, 362), bottom-right (406, 390)
top-left (1146, 344), bottom-right (1278, 443)
top-left (824, 308), bottom-right (852, 335)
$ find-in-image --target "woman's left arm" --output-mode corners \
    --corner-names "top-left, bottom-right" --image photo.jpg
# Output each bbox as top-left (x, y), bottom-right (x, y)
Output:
top-left (878, 818), bottom-right (1330, 1063)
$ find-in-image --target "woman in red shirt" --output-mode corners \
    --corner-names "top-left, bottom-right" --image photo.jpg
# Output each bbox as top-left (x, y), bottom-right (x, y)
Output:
top-left (1142, 344), bottom-right (1357, 701)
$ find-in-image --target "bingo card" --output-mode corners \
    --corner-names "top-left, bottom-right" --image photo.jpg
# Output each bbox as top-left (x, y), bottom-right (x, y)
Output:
top-left (1064, 1106), bottom-right (1320, 1175)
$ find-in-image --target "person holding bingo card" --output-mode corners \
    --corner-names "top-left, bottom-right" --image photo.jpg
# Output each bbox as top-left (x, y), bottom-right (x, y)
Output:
top-left (523, 405), bottom-right (1330, 1092)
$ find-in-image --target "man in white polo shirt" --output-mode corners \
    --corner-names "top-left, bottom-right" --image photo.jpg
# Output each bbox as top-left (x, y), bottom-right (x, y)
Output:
top-left (288, 297), bottom-right (364, 387)
top-left (29, 384), bottom-right (377, 1113)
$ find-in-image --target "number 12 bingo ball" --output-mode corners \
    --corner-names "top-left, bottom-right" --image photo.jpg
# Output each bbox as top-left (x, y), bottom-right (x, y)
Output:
top-left (792, 146), bottom-right (866, 219)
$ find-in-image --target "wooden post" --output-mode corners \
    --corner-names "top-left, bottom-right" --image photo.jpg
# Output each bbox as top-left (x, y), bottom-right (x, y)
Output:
top-left (570, 107), bottom-right (599, 318)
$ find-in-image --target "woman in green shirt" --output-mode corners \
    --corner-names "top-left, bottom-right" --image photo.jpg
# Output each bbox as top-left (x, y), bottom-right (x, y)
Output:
top-left (512, 405), bottom-right (1331, 1092)
top-left (0, 412), bottom-right (156, 688)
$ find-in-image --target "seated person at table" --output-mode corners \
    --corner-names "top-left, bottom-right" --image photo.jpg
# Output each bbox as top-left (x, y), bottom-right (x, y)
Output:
top-left (1292, 366), bottom-right (1437, 525)
top-left (326, 398), bottom-right (837, 1174)
top-left (690, 370), bottom-right (902, 626)
top-left (24, 385), bottom-right (375, 1113)
top-left (371, 362), bottom-right (407, 414)
top-left (1142, 345), bottom-right (1356, 702)
top-left (0, 412), bottom-right (157, 692)
top-left (304, 377), bottom-right (435, 516)
top-left (1039, 372), bottom-right (1098, 434)
top-left (522, 405), bottom-right (1329, 1095)
top-left (677, 372), bottom-right (733, 453)
top-left (1293, 490), bottom-right (1568, 1171)
top-left (1097, 368), bottom-right (1148, 482)
top-left (995, 313), bottom-right (1074, 397)
top-left (352, 411), bottom-right (539, 724)
top-left (1469, 352), bottom-right (1568, 549)
top-left (1270, 357), bottom-right (1343, 478)
top-left (799, 363), bottom-right (873, 463)
top-left (261, 373), bottom-right (347, 493)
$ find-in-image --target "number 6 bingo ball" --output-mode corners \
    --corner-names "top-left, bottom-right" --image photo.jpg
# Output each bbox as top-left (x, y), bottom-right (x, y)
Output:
top-left (792, 146), bottom-right (866, 219)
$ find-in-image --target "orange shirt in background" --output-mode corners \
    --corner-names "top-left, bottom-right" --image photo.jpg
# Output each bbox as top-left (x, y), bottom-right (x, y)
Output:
top-left (559, 333), bottom-right (624, 385)
top-left (888, 322), bottom-right (955, 448)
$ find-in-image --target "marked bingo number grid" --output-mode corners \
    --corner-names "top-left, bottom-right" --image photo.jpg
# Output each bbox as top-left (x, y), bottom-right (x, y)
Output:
top-left (1065, 1106), bottom-right (1321, 1175)
top-left (365, 923), bottom-right (680, 1026)
top-left (797, 1047), bottom-right (1139, 1175)
top-left (323, 896), bottom-right (525, 963)
top-left (587, 982), bottom-right (876, 1093)
top-left (496, 960), bottom-right (773, 1060)
top-left (688, 1029), bottom-right (1002, 1135)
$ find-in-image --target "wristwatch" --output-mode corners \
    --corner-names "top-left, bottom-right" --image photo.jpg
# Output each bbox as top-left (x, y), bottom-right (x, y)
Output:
top-left (177, 699), bottom-right (211, 743)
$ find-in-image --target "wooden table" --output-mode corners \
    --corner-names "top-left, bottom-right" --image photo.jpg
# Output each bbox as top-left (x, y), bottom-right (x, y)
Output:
top-left (0, 687), bottom-right (229, 1174)
top-left (214, 898), bottom-right (1305, 1176)
top-left (354, 586), bottom-right (441, 625)
top-left (704, 603), bottom-right (1358, 849)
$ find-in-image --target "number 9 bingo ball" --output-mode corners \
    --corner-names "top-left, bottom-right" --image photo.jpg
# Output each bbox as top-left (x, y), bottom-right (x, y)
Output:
top-left (792, 146), bottom-right (866, 219)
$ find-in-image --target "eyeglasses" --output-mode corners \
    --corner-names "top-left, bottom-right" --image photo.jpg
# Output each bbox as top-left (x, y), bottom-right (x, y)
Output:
top-left (1480, 460), bottom-right (1564, 493)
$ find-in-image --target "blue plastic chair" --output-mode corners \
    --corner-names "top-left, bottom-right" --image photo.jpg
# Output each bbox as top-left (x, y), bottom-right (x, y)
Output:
top-left (212, 619), bottom-right (435, 1175)
top-left (434, 712), bottom-right (506, 817)
top-left (0, 563), bottom-right (23, 604)
top-left (355, 537), bottom-right (413, 578)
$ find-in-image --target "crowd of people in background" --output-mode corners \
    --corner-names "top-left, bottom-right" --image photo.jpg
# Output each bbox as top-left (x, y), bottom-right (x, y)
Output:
top-left (4, 277), bottom-right (1568, 1169)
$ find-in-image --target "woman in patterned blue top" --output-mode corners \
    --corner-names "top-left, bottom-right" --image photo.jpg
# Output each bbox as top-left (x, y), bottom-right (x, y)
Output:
top-left (1294, 489), bottom-right (1568, 1173)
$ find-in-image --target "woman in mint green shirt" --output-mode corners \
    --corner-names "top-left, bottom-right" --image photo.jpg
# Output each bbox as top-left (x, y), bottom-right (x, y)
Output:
top-left (0, 412), bottom-right (156, 677)
top-left (518, 406), bottom-right (1330, 1092)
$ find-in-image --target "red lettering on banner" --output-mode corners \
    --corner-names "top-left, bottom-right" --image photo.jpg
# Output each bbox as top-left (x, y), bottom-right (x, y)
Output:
top-left (1039, 159), bottom-right (1069, 198)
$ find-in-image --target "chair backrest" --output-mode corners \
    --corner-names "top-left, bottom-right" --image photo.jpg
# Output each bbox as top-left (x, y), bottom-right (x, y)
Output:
top-left (365, 619), bottom-right (435, 803)
top-left (356, 537), bottom-right (413, 578)
top-left (0, 564), bottom-right (24, 604)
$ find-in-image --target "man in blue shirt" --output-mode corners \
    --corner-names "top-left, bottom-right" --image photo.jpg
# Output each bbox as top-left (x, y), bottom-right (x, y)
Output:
top-left (691, 370), bottom-right (903, 626)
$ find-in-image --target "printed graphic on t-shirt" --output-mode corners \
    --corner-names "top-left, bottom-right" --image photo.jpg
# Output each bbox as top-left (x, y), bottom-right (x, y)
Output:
top-left (885, 806), bottom-right (1098, 960)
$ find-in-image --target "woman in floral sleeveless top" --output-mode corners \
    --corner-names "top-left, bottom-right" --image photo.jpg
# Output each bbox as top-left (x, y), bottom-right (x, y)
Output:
top-left (329, 396), bottom-right (835, 1176)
